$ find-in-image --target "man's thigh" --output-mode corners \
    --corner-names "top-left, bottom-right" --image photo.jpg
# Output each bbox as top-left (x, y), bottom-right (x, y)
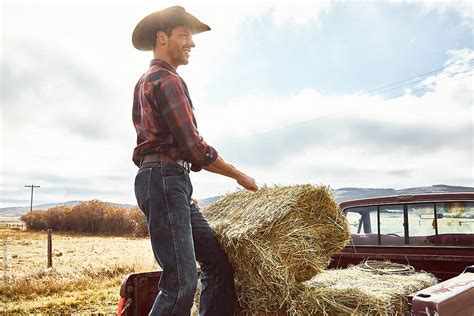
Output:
top-left (190, 204), bottom-right (227, 266)
top-left (139, 163), bottom-right (196, 269)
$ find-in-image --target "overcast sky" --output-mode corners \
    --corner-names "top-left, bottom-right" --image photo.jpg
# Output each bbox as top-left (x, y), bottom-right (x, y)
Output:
top-left (1, 0), bottom-right (473, 208)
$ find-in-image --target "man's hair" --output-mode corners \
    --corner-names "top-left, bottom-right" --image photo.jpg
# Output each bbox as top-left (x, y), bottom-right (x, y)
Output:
top-left (151, 25), bottom-right (178, 50)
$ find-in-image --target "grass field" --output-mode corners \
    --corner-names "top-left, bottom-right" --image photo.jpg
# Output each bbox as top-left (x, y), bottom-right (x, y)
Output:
top-left (0, 228), bottom-right (157, 313)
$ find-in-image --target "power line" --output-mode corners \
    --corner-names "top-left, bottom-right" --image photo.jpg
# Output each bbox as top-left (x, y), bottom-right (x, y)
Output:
top-left (369, 67), bottom-right (473, 97)
top-left (385, 73), bottom-right (473, 100)
top-left (226, 60), bottom-right (474, 139)
top-left (244, 69), bottom-right (473, 138)
top-left (363, 58), bottom-right (474, 96)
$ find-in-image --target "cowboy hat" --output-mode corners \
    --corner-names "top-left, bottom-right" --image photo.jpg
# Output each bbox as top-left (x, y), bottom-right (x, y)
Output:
top-left (132, 6), bottom-right (211, 51)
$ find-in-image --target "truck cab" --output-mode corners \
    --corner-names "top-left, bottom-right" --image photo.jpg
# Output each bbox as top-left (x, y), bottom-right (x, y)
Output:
top-left (328, 192), bottom-right (474, 281)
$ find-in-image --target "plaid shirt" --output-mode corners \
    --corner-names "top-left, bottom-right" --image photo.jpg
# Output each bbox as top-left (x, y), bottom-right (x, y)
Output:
top-left (132, 59), bottom-right (218, 171)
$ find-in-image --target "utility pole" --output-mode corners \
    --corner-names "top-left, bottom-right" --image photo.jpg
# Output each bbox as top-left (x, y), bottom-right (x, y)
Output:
top-left (24, 185), bottom-right (40, 212)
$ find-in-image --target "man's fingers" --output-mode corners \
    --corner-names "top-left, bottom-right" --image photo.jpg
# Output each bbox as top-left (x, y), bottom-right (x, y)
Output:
top-left (249, 180), bottom-right (258, 191)
top-left (245, 179), bottom-right (258, 192)
top-left (237, 174), bottom-right (259, 192)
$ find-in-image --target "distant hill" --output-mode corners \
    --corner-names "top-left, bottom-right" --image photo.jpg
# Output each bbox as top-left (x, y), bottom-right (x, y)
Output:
top-left (1, 184), bottom-right (472, 217)
top-left (199, 196), bottom-right (223, 208)
top-left (201, 184), bottom-right (474, 207)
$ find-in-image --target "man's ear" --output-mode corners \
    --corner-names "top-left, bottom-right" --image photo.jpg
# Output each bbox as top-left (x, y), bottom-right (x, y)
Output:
top-left (156, 31), bottom-right (167, 45)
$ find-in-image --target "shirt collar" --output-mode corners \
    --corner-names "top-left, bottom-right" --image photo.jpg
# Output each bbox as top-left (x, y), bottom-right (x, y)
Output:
top-left (150, 59), bottom-right (178, 74)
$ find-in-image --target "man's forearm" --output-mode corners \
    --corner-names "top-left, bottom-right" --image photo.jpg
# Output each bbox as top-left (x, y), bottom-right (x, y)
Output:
top-left (203, 155), bottom-right (258, 192)
top-left (203, 156), bottom-right (242, 180)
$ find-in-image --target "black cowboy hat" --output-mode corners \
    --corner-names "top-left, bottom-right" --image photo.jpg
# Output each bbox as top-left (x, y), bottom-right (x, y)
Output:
top-left (132, 6), bottom-right (211, 51)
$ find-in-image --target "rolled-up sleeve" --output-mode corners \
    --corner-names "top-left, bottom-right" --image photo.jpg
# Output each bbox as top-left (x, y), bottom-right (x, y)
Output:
top-left (158, 75), bottom-right (218, 170)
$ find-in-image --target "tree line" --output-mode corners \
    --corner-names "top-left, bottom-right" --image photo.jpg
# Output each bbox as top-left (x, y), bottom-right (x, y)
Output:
top-left (20, 200), bottom-right (148, 237)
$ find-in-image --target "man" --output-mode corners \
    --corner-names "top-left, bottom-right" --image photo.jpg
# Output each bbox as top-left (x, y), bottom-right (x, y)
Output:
top-left (131, 6), bottom-right (258, 315)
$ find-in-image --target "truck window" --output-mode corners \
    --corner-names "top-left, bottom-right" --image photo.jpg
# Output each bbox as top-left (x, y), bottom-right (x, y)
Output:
top-left (345, 206), bottom-right (378, 245)
top-left (379, 204), bottom-right (404, 245)
top-left (435, 202), bottom-right (474, 246)
top-left (407, 203), bottom-right (436, 245)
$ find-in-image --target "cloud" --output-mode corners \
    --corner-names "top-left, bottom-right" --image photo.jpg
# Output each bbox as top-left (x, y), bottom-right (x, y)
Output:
top-left (1, 38), bottom-right (138, 208)
top-left (178, 0), bottom-right (334, 95)
top-left (389, 0), bottom-right (473, 25)
top-left (217, 118), bottom-right (471, 166)
top-left (271, 0), bottom-right (332, 26)
top-left (201, 49), bottom-right (472, 142)
top-left (190, 48), bottom-right (473, 195)
top-left (1, 170), bottom-right (134, 207)
top-left (420, 0), bottom-right (473, 25)
top-left (1, 40), bottom-right (113, 140)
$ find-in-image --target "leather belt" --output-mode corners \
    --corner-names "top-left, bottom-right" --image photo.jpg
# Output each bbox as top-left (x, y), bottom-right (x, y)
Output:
top-left (140, 153), bottom-right (190, 170)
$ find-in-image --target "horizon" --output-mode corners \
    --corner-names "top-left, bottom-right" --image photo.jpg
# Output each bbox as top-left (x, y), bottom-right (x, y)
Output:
top-left (3, 183), bottom-right (474, 210)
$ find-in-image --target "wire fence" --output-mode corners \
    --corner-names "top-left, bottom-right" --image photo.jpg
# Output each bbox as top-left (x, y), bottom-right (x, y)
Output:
top-left (0, 228), bottom-right (153, 265)
top-left (0, 222), bottom-right (26, 230)
top-left (0, 225), bottom-right (157, 308)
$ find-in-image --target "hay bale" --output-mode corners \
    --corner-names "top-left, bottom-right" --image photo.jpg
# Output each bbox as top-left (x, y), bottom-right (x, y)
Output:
top-left (290, 265), bottom-right (438, 315)
top-left (202, 184), bottom-right (350, 314)
top-left (191, 278), bottom-right (201, 316)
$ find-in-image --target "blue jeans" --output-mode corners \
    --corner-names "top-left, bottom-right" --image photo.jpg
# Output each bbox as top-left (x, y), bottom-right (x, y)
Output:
top-left (134, 162), bottom-right (235, 316)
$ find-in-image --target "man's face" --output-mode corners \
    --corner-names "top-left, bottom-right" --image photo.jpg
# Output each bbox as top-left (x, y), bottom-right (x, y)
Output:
top-left (166, 26), bottom-right (195, 67)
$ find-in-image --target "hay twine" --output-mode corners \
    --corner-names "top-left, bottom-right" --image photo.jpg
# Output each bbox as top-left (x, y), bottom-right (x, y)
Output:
top-left (355, 260), bottom-right (415, 275)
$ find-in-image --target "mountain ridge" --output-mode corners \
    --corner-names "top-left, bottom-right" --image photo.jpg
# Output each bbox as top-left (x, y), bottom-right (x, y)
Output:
top-left (1, 184), bottom-right (472, 217)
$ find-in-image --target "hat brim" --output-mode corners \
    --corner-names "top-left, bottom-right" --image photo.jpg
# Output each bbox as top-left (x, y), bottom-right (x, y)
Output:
top-left (132, 7), bottom-right (211, 51)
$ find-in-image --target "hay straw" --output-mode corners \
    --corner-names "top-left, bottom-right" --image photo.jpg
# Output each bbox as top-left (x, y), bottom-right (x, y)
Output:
top-left (290, 265), bottom-right (438, 316)
top-left (202, 185), bottom-right (350, 314)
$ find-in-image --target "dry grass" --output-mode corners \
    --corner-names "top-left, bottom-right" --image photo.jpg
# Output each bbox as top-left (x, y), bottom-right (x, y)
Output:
top-left (0, 228), bottom-right (157, 313)
top-left (202, 184), bottom-right (350, 314)
top-left (290, 265), bottom-right (438, 315)
top-left (1, 279), bottom-right (120, 314)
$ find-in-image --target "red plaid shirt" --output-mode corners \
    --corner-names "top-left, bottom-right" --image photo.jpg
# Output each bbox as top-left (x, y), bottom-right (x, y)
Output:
top-left (132, 59), bottom-right (218, 171)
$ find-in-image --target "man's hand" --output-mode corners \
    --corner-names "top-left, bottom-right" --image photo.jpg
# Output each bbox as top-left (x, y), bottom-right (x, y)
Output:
top-left (203, 155), bottom-right (259, 192)
top-left (191, 197), bottom-right (200, 208)
top-left (237, 173), bottom-right (258, 192)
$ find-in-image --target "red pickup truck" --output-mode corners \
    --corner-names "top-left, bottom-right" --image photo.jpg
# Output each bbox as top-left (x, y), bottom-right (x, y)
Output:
top-left (117, 192), bottom-right (474, 315)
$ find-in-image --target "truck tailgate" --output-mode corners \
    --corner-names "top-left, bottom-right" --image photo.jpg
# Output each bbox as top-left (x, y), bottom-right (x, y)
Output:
top-left (119, 271), bottom-right (162, 316)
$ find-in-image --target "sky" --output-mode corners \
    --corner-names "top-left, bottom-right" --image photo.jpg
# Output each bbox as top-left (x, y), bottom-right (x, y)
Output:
top-left (1, 0), bottom-right (473, 208)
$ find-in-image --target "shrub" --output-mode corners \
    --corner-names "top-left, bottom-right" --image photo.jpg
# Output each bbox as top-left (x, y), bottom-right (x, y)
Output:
top-left (20, 201), bottom-right (148, 237)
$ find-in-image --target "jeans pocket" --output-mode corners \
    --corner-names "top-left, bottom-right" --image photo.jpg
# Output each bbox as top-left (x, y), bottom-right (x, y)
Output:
top-left (134, 167), bottom-right (152, 212)
top-left (161, 163), bottom-right (186, 178)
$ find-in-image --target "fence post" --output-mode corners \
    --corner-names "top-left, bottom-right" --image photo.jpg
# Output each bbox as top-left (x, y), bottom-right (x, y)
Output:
top-left (3, 237), bottom-right (11, 309)
top-left (47, 229), bottom-right (52, 268)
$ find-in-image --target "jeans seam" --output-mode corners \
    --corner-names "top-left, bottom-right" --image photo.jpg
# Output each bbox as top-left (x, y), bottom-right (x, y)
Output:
top-left (162, 170), bottom-right (183, 315)
top-left (146, 168), bottom-right (152, 203)
top-left (142, 168), bottom-right (152, 211)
